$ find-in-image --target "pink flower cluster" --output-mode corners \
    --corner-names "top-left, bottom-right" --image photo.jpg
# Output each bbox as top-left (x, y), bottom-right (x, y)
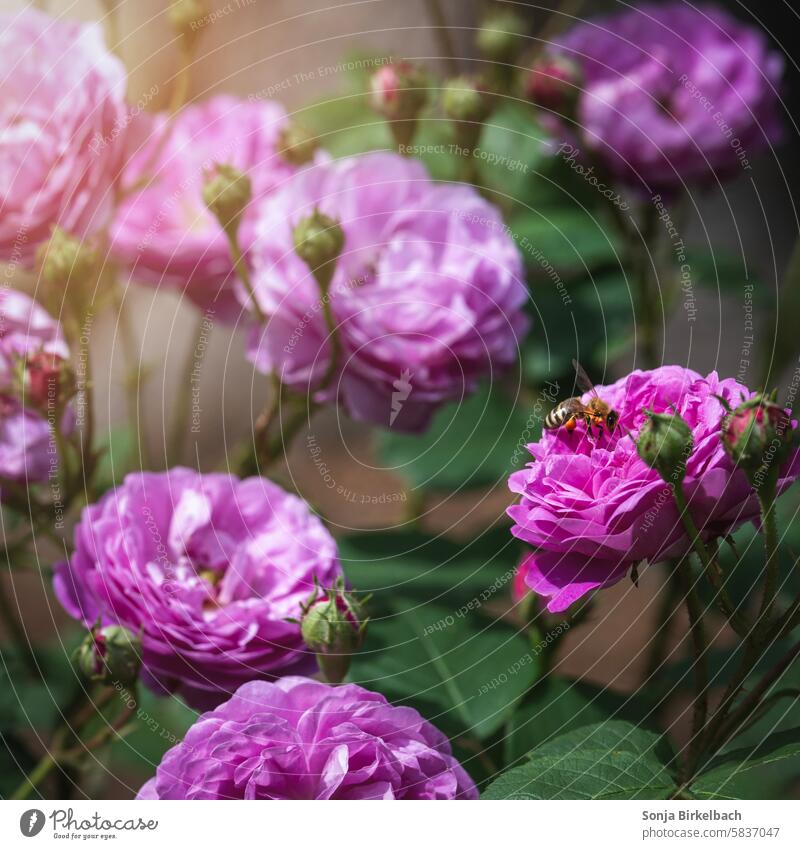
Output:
top-left (508, 367), bottom-right (800, 612)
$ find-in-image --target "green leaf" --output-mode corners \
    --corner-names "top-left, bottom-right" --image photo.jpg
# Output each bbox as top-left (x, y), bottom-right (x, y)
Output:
top-left (349, 601), bottom-right (541, 740)
top-left (339, 528), bottom-right (522, 613)
top-left (509, 206), bottom-right (623, 276)
top-left (483, 721), bottom-right (677, 799)
top-left (94, 427), bottom-right (134, 495)
top-left (692, 727), bottom-right (800, 800)
top-left (376, 382), bottom-right (535, 492)
top-left (504, 677), bottom-right (658, 765)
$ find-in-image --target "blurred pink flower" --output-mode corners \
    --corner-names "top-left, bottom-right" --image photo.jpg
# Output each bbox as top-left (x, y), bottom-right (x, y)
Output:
top-left (0, 9), bottom-right (128, 263)
top-left (111, 95), bottom-right (314, 319)
top-left (0, 289), bottom-right (70, 484)
top-left (245, 152), bottom-right (527, 432)
top-left (549, 3), bottom-right (784, 189)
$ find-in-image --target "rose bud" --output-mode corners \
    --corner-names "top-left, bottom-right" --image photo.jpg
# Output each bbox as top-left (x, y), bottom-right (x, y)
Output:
top-left (720, 394), bottom-right (793, 482)
top-left (442, 76), bottom-right (493, 151)
top-left (369, 61), bottom-right (429, 120)
top-left (525, 54), bottom-right (583, 114)
top-left (36, 227), bottom-right (97, 296)
top-left (369, 61), bottom-right (428, 148)
top-left (277, 121), bottom-right (320, 166)
top-left (299, 578), bottom-right (368, 684)
top-left (292, 208), bottom-right (345, 290)
top-left (73, 624), bottom-right (142, 688)
top-left (202, 163), bottom-right (252, 235)
top-left (636, 409), bottom-right (693, 484)
top-left (476, 8), bottom-right (527, 63)
top-left (23, 350), bottom-right (75, 413)
top-left (169, 0), bottom-right (207, 41)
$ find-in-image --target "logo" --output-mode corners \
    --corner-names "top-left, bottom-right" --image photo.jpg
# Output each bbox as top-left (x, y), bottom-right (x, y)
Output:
top-left (389, 369), bottom-right (413, 426)
top-left (20, 810), bottom-right (45, 837)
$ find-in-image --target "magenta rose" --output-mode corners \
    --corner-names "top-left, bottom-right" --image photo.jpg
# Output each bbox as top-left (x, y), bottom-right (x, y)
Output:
top-left (549, 3), bottom-right (783, 189)
top-left (245, 152), bottom-right (527, 432)
top-left (111, 95), bottom-right (313, 318)
top-left (137, 676), bottom-right (477, 799)
top-left (0, 9), bottom-right (128, 263)
top-left (0, 289), bottom-right (70, 485)
top-left (508, 367), bottom-right (800, 612)
top-left (54, 468), bottom-right (343, 708)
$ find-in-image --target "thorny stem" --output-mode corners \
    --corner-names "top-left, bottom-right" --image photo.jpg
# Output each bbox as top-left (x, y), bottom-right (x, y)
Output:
top-left (166, 312), bottom-right (208, 467)
top-left (425, 0), bottom-right (460, 76)
top-left (756, 487), bottom-right (780, 636)
top-left (673, 550), bottom-right (709, 784)
top-left (224, 226), bottom-right (269, 326)
top-left (11, 686), bottom-right (119, 800)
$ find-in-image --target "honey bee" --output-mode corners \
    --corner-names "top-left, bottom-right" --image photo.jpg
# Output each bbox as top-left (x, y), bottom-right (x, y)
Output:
top-left (544, 360), bottom-right (620, 438)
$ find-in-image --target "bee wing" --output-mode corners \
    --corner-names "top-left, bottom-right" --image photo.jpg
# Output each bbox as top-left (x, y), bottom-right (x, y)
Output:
top-left (572, 359), bottom-right (599, 398)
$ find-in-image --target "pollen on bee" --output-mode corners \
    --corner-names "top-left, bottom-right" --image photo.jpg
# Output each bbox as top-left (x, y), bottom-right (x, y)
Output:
top-left (565, 417), bottom-right (577, 432)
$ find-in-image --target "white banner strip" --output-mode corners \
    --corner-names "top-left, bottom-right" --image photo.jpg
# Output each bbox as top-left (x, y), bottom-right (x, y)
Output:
top-left (1, 800), bottom-right (797, 848)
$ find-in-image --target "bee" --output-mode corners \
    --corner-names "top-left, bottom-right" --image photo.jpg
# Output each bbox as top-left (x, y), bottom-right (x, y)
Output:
top-left (544, 360), bottom-right (620, 438)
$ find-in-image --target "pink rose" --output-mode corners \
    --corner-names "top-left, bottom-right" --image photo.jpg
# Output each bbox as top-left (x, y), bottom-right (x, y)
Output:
top-left (0, 9), bottom-right (128, 264)
top-left (111, 95), bottom-right (312, 319)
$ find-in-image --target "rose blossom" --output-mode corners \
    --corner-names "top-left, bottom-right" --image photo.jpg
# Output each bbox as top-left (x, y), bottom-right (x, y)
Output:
top-left (54, 468), bottom-right (343, 708)
top-left (137, 676), bottom-right (477, 799)
top-left (548, 3), bottom-right (783, 189)
top-left (0, 289), bottom-right (70, 485)
top-left (111, 95), bottom-right (312, 318)
top-left (0, 9), bottom-right (128, 263)
top-left (245, 152), bottom-right (527, 432)
top-left (508, 367), bottom-right (799, 612)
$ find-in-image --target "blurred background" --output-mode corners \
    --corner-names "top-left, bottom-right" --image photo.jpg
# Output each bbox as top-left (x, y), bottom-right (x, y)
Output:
top-left (2, 0), bottom-right (799, 797)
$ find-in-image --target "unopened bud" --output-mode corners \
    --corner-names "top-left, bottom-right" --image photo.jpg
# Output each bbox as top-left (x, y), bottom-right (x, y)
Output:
top-left (300, 578), bottom-right (367, 683)
top-left (720, 394), bottom-right (793, 484)
top-left (169, 0), bottom-right (206, 40)
top-left (637, 409), bottom-right (693, 484)
top-left (442, 76), bottom-right (493, 124)
top-left (23, 351), bottom-right (75, 413)
top-left (369, 61), bottom-right (428, 121)
top-left (203, 163), bottom-right (252, 235)
top-left (476, 8), bottom-right (527, 63)
top-left (525, 54), bottom-right (583, 115)
top-left (277, 122), bottom-right (320, 166)
top-left (293, 209), bottom-right (345, 290)
top-left (36, 227), bottom-right (97, 294)
top-left (73, 624), bottom-right (142, 687)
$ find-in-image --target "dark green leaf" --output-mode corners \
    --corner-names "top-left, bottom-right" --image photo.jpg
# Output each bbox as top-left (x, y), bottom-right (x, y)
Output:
top-left (376, 382), bottom-right (535, 492)
top-left (350, 601), bottom-right (541, 740)
top-left (692, 727), bottom-right (800, 800)
top-left (504, 677), bottom-right (658, 765)
top-left (483, 721), bottom-right (676, 799)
